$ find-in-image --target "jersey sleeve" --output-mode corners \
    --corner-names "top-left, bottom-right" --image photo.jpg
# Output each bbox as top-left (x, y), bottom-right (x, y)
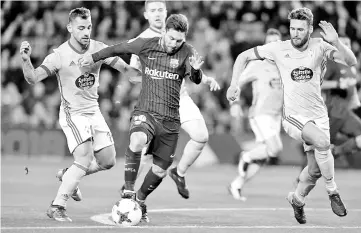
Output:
top-left (92, 38), bottom-right (146, 63)
top-left (254, 41), bottom-right (279, 61)
top-left (320, 40), bottom-right (337, 61)
top-left (39, 52), bottom-right (61, 76)
top-left (99, 42), bottom-right (121, 66)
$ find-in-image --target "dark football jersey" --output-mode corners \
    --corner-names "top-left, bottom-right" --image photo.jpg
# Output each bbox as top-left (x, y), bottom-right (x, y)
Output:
top-left (93, 37), bottom-right (202, 120)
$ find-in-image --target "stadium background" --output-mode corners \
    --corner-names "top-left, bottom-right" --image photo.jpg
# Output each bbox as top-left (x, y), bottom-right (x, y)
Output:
top-left (1, 0), bottom-right (361, 167)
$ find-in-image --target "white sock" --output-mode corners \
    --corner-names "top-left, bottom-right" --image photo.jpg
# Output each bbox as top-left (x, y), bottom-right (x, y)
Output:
top-left (52, 162), bottom-right (87, 207)
top-left (177, 140), bottom-right (206, 177)
top-left (314, 148), bottom-right (337, 192)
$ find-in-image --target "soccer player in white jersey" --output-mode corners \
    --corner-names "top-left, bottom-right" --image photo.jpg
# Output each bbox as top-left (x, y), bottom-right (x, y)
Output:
top-left (122, 0), bottom-right (220, 199)
top-left (228, 29), bottom-right (283, 201)
top-left (227, 8), bottom-right (357, 224)
top-left (20, 7), bottom-right (141, 222)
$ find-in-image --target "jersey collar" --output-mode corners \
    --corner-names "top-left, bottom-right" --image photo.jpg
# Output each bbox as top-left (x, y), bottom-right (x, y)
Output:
top-left (68, 40), bottom-right (90, 54)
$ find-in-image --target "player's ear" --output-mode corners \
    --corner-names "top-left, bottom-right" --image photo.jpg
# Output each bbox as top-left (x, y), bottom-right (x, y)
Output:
top-left (309, 25), bottom-right (313, 34)
top-left (67, 23), bottom-right (72, 33)
top-left (144, 11), bottom-right (149, 20)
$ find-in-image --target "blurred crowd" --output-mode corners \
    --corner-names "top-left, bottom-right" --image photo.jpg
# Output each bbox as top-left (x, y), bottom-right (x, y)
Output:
top-left (2, 1), bottom-right (361, 135)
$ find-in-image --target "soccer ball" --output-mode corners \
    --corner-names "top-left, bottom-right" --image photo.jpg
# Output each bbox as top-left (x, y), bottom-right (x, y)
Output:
top-left (111, 199), bottom-right (142, 226)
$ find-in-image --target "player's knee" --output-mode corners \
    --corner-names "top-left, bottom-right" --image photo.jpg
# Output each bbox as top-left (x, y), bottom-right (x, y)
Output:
top-left (98, 150), bottom-right (116, 170)
top-left (151, 164), bottom-right (167, 178)
top-left (189, 129), bottom-right (209, 143)
top-left (314, 135), bottom-right (330, 151)
top-left (129, 132), bottom-right (148, 152)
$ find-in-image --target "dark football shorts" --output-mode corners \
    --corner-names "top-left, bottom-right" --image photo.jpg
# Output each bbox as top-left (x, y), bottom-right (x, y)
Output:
top-left (129, 110), bottom-right (180, 170)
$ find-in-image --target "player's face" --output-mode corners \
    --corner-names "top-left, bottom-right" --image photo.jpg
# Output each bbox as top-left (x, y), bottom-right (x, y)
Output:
top-left (69, 16), bottom-right (92, 47)
top-left (289, 19), bottom-right (312, 48)
top-left (144, 2), bottom-right (167, 30)
top-left (163, 28), bottom-right (185, 54)
top-left (265, 34), bottom-right (281, 44)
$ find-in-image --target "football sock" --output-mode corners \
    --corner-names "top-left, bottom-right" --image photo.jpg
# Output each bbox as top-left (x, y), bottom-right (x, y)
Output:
top-left (137, 169), bottom-right (163, 201)
top-left (177, 140), bottom-right (206, 177)
top-left (124, 147), bottom-right (142, 191)
top-left (294, 166), bottom-right (319, 203)
top-left (53, 162), bottom-right (87, 207)
top-left (314, 148), bottom-right (337, 192)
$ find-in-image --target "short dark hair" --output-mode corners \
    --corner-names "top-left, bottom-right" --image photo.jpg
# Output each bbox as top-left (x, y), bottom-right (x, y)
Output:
top-left (145, 0), bottom-right (166, 9)
top-left (266, 28), bottom-right (282, 38)
top-left (288, 7), bottom-right (313, 26)
top-left (165, 14), bottom-right (188, 35)
top-left (68, 7), bottom-right (91, 23)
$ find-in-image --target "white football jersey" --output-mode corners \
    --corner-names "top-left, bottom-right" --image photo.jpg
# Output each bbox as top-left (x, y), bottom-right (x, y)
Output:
top-left (255, 38), bottom-right (336, 119)
top-left (241, 59), bottom-right (283, 117)
top-left (40, 40), bottom-right (119, 115)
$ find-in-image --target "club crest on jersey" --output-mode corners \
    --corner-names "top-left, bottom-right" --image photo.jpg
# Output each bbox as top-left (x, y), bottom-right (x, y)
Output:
top-left (291, 67), bottom-right (313, 83)
top-left (75, 72), bottom-right (95, 90)
top-left (170, 59), bottom-right (179, 68)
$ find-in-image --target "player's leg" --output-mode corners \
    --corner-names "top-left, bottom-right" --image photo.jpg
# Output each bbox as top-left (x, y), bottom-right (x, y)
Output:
top-left (122, 112), bottom-right (155, 196)
top-left (229, 115), bottom-right (283, 200)
top-left (333, 109), bottom-right (361, 157)
top-left (301, 118), bottom-right (347, 217)
top-left (86, 111), bottom-right (117, 175)
top-left (288, 149), bottom-right (321, 224)
top-left (119, 148), bottom-right (152, 195)
top-left (48, 115), bottom-right (93, 221)
top-left (136, 120), bottom-right (180, 222)
top-left (175, 96), bottom-right (208, 168)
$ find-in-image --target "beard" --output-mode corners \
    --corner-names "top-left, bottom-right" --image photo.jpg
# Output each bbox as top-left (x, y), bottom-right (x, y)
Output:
top-left (291, 32), bottom-right (310, 48)
top-left (76, 37), bottom-right (90, 49)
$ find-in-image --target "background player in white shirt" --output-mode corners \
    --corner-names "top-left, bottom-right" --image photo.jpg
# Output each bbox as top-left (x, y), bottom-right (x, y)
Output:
top-left (227, 8), bottom-right (357, 224)
top-left (123, 0), bottom-right (220, 199)
top-left (228, 29), bottom-right (283, 201)
top-left (20, 7), bottom-right (141, 222)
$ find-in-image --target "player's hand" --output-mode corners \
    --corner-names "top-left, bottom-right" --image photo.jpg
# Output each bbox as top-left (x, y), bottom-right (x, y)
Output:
top-left (20, 41), bottom-right (32, 61)
top-left (227, 85), bottom-right (240, 102)
top-left (189, 52), bottom-right (204, 70)
top-left (79, 54), bottom-right (94, 67)
top-left (339, 77), bottom-right (357, 89)
top-left (319, 21), bottom-right (338, 45)
top-left (207, 76), bottom-right (221, 91)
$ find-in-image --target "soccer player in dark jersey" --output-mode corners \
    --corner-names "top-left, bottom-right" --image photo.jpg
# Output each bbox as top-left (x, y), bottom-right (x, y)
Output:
top-left (80, 14), bottom-right (203, 223)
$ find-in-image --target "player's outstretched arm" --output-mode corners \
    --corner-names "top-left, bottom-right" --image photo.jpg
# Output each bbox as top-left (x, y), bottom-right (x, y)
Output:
top-left (80, 38), bottom-right (144, 67)
top-left (109, 58), bottom-right (142, 83)
top-left (20, 41), bottom-right (49, 85)
top-left (319, 21), bottom-right (357, 67)
top-left (227, 48), bottom-right (260, 102)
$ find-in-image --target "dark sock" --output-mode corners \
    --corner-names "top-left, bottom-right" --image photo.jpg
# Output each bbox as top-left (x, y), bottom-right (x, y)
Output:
top-left (334, 138), bottom-right (356, 157)
top-left (124, 147), bottom-right (141, 191)
top-left (137, 169), bottom-right (163, 201)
